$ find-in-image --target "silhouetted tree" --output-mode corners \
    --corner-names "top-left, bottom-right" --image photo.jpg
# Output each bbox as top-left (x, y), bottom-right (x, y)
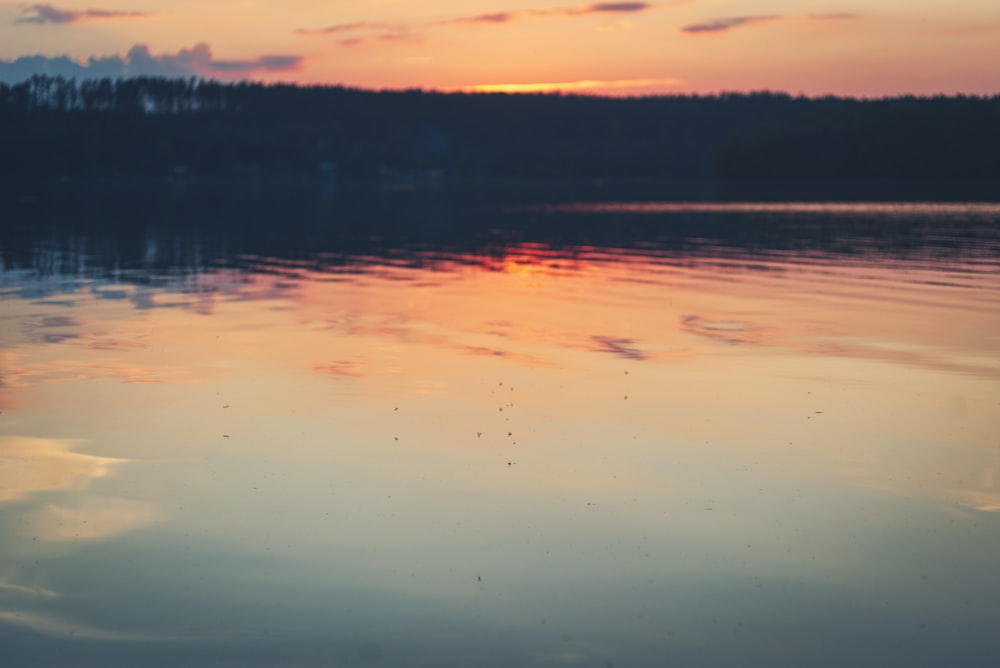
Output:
top-left (1, 76), bottom-right (997, 184)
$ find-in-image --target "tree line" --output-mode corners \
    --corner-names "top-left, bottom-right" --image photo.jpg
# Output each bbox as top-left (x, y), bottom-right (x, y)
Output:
top-left (2, 75), bottom-right (999, 183)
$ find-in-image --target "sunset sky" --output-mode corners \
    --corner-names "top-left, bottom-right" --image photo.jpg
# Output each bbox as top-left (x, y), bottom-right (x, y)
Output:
top-left (2, 0), bottom-right (999, 96)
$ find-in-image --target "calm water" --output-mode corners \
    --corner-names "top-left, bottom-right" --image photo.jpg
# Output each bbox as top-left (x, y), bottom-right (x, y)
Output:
top-left (2, 187), bottom-right (1000, 667)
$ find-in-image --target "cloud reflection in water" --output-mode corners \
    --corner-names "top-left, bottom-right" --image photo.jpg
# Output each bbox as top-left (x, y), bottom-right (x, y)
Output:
top-left (0, 437), bottom-right (121, 503)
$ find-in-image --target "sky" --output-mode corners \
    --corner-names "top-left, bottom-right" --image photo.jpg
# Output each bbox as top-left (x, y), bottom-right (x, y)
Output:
top-left (1, 0), bottom-right (999, 96)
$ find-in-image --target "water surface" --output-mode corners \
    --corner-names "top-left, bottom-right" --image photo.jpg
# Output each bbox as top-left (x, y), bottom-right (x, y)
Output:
top-left (2, 189), bottom-right (999, 667)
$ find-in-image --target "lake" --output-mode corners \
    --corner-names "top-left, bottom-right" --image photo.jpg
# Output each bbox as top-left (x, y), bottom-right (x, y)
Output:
top-left (2, 183), bottom-right (999, 667)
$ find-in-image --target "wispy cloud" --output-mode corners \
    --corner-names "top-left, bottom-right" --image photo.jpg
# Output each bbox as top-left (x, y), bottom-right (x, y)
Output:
top-left (374, 31), bottom-right (419, 42)
top-left (0, 43), bottom-right (302, 83)
top-left (294, 20), bottom-right (406, 36)
top-left (681, 12), bottom-right (859, 35)
top-left (442, 2), bottom-right (655, 26)
top-left (448, 12), bottom-right (514, 25)
top-left (16, 4), bottom-right (151, 24)
top-left (298, 2), bottom-right (665, 45)
top-left (588, 2), bottom-right (651, 11)
top-left (295, 19), bottom-right (415, 46)
top-left (680, 15), bottom-right (782, 34)
top-left (334, 32), bottom-right (421, 47)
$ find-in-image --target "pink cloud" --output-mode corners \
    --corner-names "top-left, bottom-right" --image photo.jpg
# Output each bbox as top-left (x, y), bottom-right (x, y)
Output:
top-left (17, 4), bottom-right (150, 24)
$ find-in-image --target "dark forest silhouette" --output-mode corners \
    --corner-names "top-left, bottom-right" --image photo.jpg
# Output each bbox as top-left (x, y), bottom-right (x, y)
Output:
top-left (2, 75), bottom-right (999, 185)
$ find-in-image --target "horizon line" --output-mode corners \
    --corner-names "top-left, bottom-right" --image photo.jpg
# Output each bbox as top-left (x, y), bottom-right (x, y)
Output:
top-left (2, 74), bottom-right (999, 101)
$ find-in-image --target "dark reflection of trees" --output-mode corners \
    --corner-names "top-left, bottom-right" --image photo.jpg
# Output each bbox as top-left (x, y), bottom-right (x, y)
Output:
top-left (3, 183), bottom-right (999, 288)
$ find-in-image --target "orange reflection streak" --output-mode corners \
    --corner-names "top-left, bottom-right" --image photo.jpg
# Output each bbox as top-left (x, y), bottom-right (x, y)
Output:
top-left (288, 240), bottom-right (1000, 380)
top-left (526, 201), bottom-right (1000, 216)
top-left (2, 234), bottom-right (997, 522)
top-left (478, 243), bottom-right (588, 279)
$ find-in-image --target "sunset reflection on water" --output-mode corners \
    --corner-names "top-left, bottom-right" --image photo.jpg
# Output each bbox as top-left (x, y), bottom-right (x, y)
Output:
top-left (1, 197), bottom-right (999, 667)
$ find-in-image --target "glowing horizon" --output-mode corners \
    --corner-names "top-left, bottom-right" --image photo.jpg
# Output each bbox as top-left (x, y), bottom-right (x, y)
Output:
top-left (2, 1), bottom-right (1000, 97)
